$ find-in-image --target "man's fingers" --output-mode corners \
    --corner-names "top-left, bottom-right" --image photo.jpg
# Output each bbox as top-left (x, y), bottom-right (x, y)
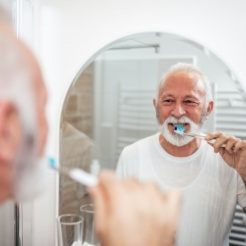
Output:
top-left (225, 138), bottom-right (237, 153)
top-left (206, 132), bottom-right (240, 153)
top-left (98, 171), bottom-right (119, 194)
top-left (205, 131), bottom-right (222, 141)
top-left (99, 170), bottom-right (118, 182)
top-left (160, 190), bottom-right (181, 245)
top-left (122, 177), bottom-right (141, 190)
top-left (233, 139), bottom-right (246, 152)
top-left (167, 191), bottom-right (181, 215)
top-left (88, 186), bottom-right (107, 235)
top-left (89, 171), bottom-right (119, 234)
top-left (212, 136), bottom-right (228, 153)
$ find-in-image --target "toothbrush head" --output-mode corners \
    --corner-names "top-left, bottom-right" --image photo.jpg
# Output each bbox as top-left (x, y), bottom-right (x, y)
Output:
top-left (47, 156), bottom-right (57, 170)
top-left (174, 123), bottom-right (185, 135)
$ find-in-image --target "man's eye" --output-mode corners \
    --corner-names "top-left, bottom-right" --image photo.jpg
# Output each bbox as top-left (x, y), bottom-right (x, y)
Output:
top-left (162, 99), bottom-right (174, 105)
top-left (184, 100), bottom-right (198, 105)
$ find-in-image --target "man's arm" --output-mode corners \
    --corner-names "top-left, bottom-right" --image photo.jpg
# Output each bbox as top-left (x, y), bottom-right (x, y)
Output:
top-left (89, 171), bottom-right (181, 246)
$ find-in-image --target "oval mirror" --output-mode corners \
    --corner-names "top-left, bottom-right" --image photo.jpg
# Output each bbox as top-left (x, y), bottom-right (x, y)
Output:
top-left (59, 32), bottom-right (246, 244)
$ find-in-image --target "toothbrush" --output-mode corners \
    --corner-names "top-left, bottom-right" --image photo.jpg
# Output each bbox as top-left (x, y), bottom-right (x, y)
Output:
top-left (48, 157), bottom-right (98, 187)
top-left (182, 132), bottom-right (207, 139)
top-left (174, 123), bottom-right (208, 139)
top-left (173, 124), bottom-right (219, 145)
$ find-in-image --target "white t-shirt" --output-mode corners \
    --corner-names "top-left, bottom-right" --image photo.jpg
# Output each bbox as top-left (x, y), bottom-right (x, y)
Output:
top-left (116, 133), bottom-right (246, 246)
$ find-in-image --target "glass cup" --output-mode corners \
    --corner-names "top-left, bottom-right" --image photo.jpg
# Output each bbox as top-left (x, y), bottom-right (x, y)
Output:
top-left (57, 214), bottom-right (84, 246)
top-left (80, 203), bottom-right (98, 246)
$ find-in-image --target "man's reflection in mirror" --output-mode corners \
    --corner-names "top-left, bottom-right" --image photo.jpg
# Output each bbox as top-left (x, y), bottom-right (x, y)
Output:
top-left (117, 63), bottom-right (246, 246)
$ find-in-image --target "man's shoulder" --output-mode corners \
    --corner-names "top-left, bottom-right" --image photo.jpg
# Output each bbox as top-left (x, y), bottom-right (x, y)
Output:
top-left (118, 134), bottom-right (159, 172)
top-left (122, 133), bottom-right (158, 159)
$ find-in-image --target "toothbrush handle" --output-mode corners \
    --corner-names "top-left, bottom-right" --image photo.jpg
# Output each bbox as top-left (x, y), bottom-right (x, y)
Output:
top-left (184, 132), bottom-right (227, 148)
top-left (190, 133), bottom-right (226, 148)
top-left (207, 139), bottom-right (226, 148)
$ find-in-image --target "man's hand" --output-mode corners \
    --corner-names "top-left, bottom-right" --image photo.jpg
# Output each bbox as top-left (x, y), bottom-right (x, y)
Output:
top-left (206, 132), bottom-right (246, 182)
top-left (89, 171), bottom-right (180, 246)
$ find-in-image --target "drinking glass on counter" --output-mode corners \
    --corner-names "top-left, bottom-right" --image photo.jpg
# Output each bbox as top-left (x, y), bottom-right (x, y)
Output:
top-left (80, 203), bottom-right (99, 246)
top-left (57, 214), bottom-right (84, 246)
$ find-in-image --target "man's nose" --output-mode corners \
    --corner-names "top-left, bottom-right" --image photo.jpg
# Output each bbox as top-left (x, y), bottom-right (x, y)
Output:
top-left (171, 103), bottom-right (186, 118)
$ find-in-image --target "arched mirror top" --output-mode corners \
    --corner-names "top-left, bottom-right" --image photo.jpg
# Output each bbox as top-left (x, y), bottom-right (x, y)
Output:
top-left (59, 32), bottom-right (246, 218)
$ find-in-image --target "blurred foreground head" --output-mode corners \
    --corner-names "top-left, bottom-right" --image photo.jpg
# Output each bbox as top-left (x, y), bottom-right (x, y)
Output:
top-left (0, 7), bottom-right (48, 203)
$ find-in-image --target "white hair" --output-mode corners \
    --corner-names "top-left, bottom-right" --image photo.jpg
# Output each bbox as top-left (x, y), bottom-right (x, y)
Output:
top-left (0, 4), bottom-right (11, 23)
top-left (156, 63), bottom-right (213, 105)
top-left (0, 19), bottom-right (37, 136)
top-left (0, 16), bottom-right (44, 201)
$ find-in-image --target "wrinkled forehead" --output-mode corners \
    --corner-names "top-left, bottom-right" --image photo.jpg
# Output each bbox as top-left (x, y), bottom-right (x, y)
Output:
top-left (159, 71), bottom-right (206, 96)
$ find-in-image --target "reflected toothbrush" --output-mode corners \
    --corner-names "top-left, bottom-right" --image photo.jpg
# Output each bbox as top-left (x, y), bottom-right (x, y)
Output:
top-left (174, 123), bottom-right (186, 135)
top-left (48, 157), bottom-right (98, 187)
top-left (173, 124), bottom-right (223, 146)
top-left (174, 123), bottom-right (207, 139)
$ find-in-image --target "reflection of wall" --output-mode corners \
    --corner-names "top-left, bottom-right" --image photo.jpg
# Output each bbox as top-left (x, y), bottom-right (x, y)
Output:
top-left (59, 122), bottom-right (93, 214)
top-left (63, 64), bottom-right (94, 138)
top-left (60, 64), bottom-right (95, 214)
top-left (59, 65), bottom-right (93, 214)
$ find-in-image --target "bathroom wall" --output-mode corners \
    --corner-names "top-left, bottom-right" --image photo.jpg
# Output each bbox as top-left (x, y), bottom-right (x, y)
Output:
top-left (17, 0), bottom-right (246, 245)
top-left (59, 63), bottom-right (94, 215)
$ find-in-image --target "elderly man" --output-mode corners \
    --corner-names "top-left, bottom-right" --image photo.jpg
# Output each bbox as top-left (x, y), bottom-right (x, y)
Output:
top-left (117, 63), bottom-right (246, 246)
top-left (0, 12), bottom-right (48, 202)
top-left (0, 8), bottom-right (180, 246)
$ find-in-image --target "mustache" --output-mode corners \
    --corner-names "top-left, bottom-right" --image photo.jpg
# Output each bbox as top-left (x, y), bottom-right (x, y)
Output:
top-left (165, 116), bottom-right (195, 125)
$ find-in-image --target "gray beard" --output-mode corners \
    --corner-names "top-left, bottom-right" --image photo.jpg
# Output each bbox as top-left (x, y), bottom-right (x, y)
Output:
top-left (159, 115), bottom-right (205, 147)
top-left (161, 125), bottom-right (193, 146)
top-left (13, 131), bottom-right (46, 202)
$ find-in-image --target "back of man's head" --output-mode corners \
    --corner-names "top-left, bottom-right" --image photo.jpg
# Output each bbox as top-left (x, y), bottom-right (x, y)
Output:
top-left (0, 4), bottom-right (11, 22)
top-left (0, 18), bottom-right (36, 130)
top-left (0, 8), bottom-right (47, 203)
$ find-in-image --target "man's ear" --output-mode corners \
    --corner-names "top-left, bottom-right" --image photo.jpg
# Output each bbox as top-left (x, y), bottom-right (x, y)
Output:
top-left (153, 98), bottom-right (156, 108)
top-left (153, 98), bottom-right (159, 119)
top-left (0, 101), bottom-right (21, 162)
top-left (206, 101), bottom-right (214, 116)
